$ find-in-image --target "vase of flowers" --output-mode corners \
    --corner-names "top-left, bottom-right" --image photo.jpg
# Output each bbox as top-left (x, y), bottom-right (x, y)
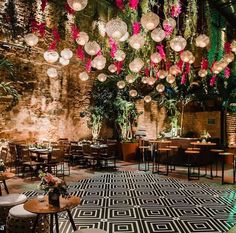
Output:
top-left (0, 159), bottom-right (6, 172)
top-left (39, 172), bottom-right (69, 207)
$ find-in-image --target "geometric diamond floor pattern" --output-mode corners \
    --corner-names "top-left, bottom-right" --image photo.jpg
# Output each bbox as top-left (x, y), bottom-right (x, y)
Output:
top-left (24, 171), bottom-right (236, 233)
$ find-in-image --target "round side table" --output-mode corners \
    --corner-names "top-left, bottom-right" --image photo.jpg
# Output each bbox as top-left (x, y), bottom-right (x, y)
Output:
top-left (24, 195), bottom-right (80, 233)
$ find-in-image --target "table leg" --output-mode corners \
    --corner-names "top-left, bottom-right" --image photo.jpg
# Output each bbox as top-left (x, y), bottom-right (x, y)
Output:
top-left (0, 184), bottom-right (2, 196)
top-left (55, 213), bottom-right (59, 233)
top-left (32, 214), bottom-right (39, 233)
top-left (50, 214), bottom-right (54, 233)
top-left (67, 209), bottom-right (77, 231)
top-left (2, 180), bottom-right (9, 194)
top-left (222, 156), bottom-right (225, 185)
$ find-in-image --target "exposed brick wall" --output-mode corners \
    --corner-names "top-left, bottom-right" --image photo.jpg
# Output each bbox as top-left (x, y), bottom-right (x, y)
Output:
top-left (183, 111), bottom-right (221, 138)
top-left (226, 112), bottom-right (236, 146)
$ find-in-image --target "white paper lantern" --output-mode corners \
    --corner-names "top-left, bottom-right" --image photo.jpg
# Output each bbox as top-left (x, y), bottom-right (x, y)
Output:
top-left (163, 18), bottom-right (176, 31)
top-left (44, 51), bottom-right (59, 63)
top-left (126, 74), bottom-right (135, 83)
top-left (47, 68), bottom-right (58, 78)
top-left (24, 33), bottom-right (39, 46)
top-left (97, 73), bottom-right (107, 82)
top-left (231, 40), bottom-right (236, 53)
top-left (142, 77), bottom-right (148, 84)
top-left (166, 74), bottom-right (176, 84)
top-left (144, 95), bottom-right (152, 103)
top-left (169, 65), bottom-right (181, 76)
top-left (180, 50), bottom-right (193, 63)
top-left (218, 60), bottom-right (228, 69)
top-left (189, 56), bottom-right (195, 64)
top-left (115, 50), bottom-right (126, 61)
top-left (106, 19), bottom-right (127, 40)
top-left (84, 41), bottom-right (100, 56)
top-left (119, 32), bottom-right (129, 42)
top-left (156, 84), bottom-right (165, 93)
top-left (67, 0), bottom-right (88, 11)
top-left (76, 32), bottom-right (89, 46)
top-left (141, 12), bottom-right (160, 31)
top-left (79, 71), bottom-right (89, 81)
top-left (223, 52), bottom-right (234, 63)
top-left (92, 55), bottom-right (106, 70)
top-left (129, 34), bottom-right (145, 50)
top-left (59, 57), bottom-right (70, 66)
top-left (170, 36), bottom-right (187, 52)
top-left (151, 28), bottom-right (165, 42)
top-left (198, 69), bottom-right (208, 77)
top-left (195, 34), bottom-right (210, 48)
top-left (61, 48), bottom-right (73, 60)
top-left (129, 89), bottom-right (138, 97)
top-left (150, 53), bottom-right (162, 64)
top-left (129, 58), bottom-right (144, 73)
top-left (147, 77), bottom-right (156, 85)
top-left (117, 80), bottom-right (126, 89)
top-left (108, 64), bottom-right (117, 73)
top-left (158, 70), bottom-right (167, 79)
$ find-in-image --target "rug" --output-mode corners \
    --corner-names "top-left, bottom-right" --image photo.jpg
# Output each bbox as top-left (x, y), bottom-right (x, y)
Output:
top-left (23, 171), bottom-right (236, 233)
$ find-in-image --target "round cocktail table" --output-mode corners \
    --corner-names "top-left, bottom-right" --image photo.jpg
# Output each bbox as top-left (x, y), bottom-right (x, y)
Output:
top-left (24, 195), bottom-right (80, 233)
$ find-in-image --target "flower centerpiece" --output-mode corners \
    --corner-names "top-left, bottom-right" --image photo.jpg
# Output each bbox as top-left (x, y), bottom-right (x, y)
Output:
top-left (0, 159), bottom-right (6, 172)
top-left (39, 171), bottom-right (70, 207)
top-left (200, 130), bottom-right (211, 142)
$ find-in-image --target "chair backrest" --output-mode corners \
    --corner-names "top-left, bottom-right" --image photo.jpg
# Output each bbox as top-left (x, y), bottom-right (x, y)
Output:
top-left (82, 144), bottom-right (91, 156)
top-left (51, 146), bottom-right (64, 161)
top-left (9, 143), bottom-right (18, 160)
top-left (0, 147), bottom-right (8, 162)
top-left (17, 145), bottom-right (30, 161)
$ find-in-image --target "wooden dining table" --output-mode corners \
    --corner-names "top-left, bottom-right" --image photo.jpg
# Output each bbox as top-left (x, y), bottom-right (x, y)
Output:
top-left (29, 147), bottom-right (53, 163)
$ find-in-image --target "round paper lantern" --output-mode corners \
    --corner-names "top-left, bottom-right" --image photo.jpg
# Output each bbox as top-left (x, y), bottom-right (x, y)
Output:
top-left (180, 50), bottom-right (193, 63)
top-left (231, 40), bottom-right (236, 53)
top-left (106, 18), bottom-right (127, 40)
top-left (117, 80), bottom-right (126, 89)
top-left (218, 60), bottom-right (228, 70)
top-left (223, 52), bottom-right (234, 63)
top-left (129, 34), bottom-right (145, 50)
top-left (151, 28), bottom-right (165, 42)
top-left (147, 77), bottom-right (156, 85)
top-left (166, 74), bottom-right (176, 84)
top-left (84, 41), bottom-right (100, 56)
top-left (47, 68), bottom-right (58, 78)
top-left (169, 65), bottom-right (181, 76)
top-left (158, 70), bottom-right (167, 79)
top-left (97, 73), bottom-right (107, 82)
top-left (189, 56), bottom-right (195, 64)
top-left (61, 48), bottom-right (73, 60)
top-left (67, 0), bottom-right (88, 11)
top-left (115, 50), bottom-right (126, 61)
top-left (144, 95), bottom-right (152, 103)
top-left (129, 58), bottom-right (144, 73)
top-left (119, 32), bottom-right (129, 42)
top-left (198, 69), bottom-right (208, 77)
top-left (92, 55), bottom-right (106, 70)
top-left (24, 33), bottom-right (39, 46)
top-left (79, 71), bottom-right (89, 81)
top-left (195, 34), bottom-right (210, 48)
top-left (142, 77), bottom-right (148, 84)
top-left (108, 64), bottom-right (117, 73)
top-left (150, 53), bottom-right (162, 64)
top-left (163, 18), bottom-right (176, 29)
top-left (59, 57), bottom-right (70, 66)
top-left (141, 12), bottom-right (160, 31)
top-left (76, 32), bottom-right (89, 46)
top-left (44, 51), bottom-right (59, 63)
top-left (125, 74), bottom-right (135, 83)
top-left (170, 36), bottom-right (187, 52)
top-left (129, 89), bottom-right (138, 97)
top-left (156, 84), bottom-right (165, 93)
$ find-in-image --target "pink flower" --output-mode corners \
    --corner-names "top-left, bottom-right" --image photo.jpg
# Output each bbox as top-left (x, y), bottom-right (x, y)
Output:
top-left (38, 23), bottom-right (45, 37)
top-left (71, 24), bottom-right (80, 40)
top-left (129, 0), bottom-right (139, 10)
top-left (132, 22), bottom-right (141, 35)
top-left (76, 46), bottom-right (85, 60)
top-left (225, 67), bottom-right (231, 78)
top-left (224, 42), bottom-right (231, 54)
top-left (157, 44), bottom-right (166, 61)
top-left (116, 0), bottom-right (125, 10)
top-left (181, 73), bottom-right (187, 85)
top-left (109, 37), bottom-right (118, 59)
top-left (85, 58), bottom-right (92, 73)
top-left (163, 24), bottom-right (173, 36)
top-left (41, 0), bottom-right (48, 12)
top-left (201, 58), bottom-right (208, 70)
top-left (210, 75), bottom-right (217, 87)
top-left (171, 4), bottom-right (181, 18)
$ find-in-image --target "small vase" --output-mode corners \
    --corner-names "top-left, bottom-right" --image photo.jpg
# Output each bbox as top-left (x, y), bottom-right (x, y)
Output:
top-left (48, 190), bottom-right (60, 207)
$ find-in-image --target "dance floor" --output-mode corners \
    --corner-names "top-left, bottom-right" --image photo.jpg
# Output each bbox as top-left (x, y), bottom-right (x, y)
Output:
top-left (22, 171), bottom-right (236, 233)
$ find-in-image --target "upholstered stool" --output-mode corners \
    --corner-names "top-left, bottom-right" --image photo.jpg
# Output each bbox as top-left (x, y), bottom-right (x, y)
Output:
top-left (210, 149), bottom-right (224, 177)
top-left (0, 194), bottom-right (27, 224)
top-left (6, 204), bottom-right (49, 233)
top-left (74, 229), bottom-right (107, 233)
top-left (219, 152), bottom-right (235, 184)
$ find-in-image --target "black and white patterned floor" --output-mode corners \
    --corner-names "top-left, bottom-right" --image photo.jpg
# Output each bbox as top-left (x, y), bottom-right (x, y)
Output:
top-left (24, 171), bottom-right (236, 233)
